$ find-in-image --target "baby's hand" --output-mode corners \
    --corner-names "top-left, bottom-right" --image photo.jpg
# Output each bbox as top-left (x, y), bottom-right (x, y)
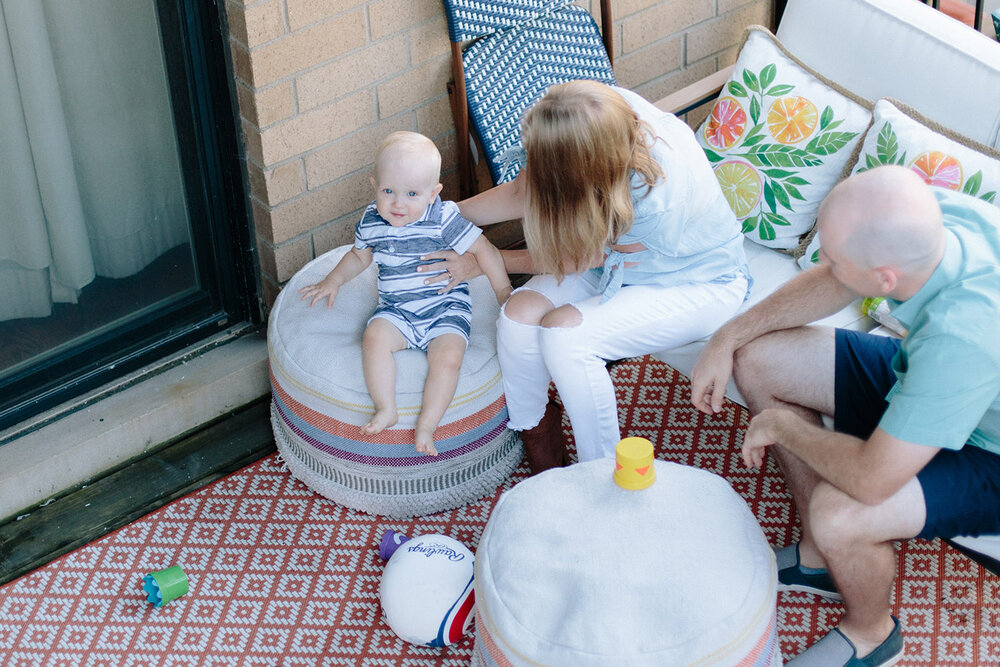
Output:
top-left (298, 279), bottom-right (339, 308)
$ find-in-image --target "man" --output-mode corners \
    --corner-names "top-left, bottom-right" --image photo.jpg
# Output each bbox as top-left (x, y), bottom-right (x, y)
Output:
top-left (691, 165), bottom-right (1000, 666)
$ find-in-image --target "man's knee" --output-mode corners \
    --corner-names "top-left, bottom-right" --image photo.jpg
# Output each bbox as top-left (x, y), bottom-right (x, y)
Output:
top-left (809, 481), bottom-right (866, 553)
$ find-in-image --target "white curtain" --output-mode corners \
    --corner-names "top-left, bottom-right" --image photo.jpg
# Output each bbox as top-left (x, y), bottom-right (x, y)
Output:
top-left (0, 0), bottom-right (189, 321)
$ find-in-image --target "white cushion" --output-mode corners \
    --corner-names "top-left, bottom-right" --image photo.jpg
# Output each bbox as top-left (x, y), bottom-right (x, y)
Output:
top-left (778, 0), bottom-right (1000, 151)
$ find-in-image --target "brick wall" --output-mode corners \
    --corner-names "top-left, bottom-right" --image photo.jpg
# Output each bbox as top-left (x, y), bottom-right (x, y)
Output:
top-left (225, 0), bottom-right (773, 307)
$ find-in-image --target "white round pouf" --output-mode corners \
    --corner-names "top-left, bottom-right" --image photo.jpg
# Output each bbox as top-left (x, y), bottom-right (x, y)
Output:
top-left (269, 244), bottom-right (522, 518)
top-left (472, 459), bottom-right (780, 666)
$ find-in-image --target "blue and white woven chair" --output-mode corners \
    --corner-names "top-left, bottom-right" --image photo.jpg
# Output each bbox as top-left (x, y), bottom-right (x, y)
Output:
top-left (443, 0), bottom-right (616, 197)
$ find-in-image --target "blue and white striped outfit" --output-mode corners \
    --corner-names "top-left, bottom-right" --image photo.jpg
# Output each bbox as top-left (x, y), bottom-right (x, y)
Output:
top-left (356, 196), bottom-right (483, 350)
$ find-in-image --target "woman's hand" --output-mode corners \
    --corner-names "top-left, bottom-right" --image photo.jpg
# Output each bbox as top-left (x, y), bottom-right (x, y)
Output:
top-left (418, 250), bottom-right (484, 293)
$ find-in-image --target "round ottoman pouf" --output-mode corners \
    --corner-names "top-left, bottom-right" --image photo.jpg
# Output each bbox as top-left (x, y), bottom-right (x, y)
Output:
top-left (268, 244), bottom-right (522, 518)
top-left (472, 458), bottom-right (780, 666)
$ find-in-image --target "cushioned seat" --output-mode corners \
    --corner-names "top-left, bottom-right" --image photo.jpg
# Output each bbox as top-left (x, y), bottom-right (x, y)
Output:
top-left (472, 458), bottom-right (780, 666)
top-left (268, 245), bottom-right (522, 518)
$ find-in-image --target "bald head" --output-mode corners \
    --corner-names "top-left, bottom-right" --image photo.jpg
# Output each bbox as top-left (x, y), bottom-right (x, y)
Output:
top-left (818, 165), bottom-right (945, 280)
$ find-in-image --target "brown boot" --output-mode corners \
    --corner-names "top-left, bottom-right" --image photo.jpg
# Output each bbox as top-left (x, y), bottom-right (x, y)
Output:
top-left (519, 401), bottom-right (569, 475)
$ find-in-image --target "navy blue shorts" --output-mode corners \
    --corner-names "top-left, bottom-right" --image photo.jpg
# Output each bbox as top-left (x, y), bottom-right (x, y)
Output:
top-left (834, 329), bottom-right (1000, 539)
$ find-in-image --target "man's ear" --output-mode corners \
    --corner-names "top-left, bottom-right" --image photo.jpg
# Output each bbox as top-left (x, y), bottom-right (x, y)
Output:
top-left (874, 266), bottom-right (898, 295)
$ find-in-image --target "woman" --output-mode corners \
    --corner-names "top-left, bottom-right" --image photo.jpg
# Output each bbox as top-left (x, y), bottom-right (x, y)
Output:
top-left (421, 80), bottom-right (749, 472)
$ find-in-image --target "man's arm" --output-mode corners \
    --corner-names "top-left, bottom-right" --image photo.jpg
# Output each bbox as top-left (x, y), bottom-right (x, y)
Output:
top-left (743, 409), bottom-right (940, 505)
top-left (691, 264), bottom-right (857, 414)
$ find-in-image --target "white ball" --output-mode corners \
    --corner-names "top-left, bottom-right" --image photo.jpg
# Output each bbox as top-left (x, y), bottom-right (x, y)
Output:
top-left (379, 534), bottom-right (476, 646)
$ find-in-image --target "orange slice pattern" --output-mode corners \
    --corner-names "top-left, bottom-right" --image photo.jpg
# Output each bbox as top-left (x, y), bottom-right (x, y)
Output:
top-left (766, 96), bottom-right (818, 145)
top-left (909, 151), bottom-right (963, 190)
top-left (703, 96), bottom-right (748, 150)
top-left (714, 160), bottom-right (762, 219)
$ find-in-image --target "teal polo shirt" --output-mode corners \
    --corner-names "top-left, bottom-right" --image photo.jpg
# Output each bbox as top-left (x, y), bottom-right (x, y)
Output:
top-left (882, 189), bottom-right (1000, 456)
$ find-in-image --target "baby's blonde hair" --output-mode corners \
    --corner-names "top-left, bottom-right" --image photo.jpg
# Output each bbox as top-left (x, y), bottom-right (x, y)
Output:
top-left (375, 131), bottom-right (442, 183)
top-left (521, 81), bottom-right (664, 280)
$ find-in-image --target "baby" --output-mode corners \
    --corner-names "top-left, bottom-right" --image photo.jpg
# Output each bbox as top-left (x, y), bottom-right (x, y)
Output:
top-left (299, 131), bottom-right (512, 455)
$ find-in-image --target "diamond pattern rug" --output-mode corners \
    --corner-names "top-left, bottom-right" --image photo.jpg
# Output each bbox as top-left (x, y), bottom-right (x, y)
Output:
top-left (1, 356), bottom-right (998, 665)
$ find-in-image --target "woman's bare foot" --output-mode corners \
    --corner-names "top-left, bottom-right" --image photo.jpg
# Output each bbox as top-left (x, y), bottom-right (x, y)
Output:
top-left (414, 426), bottom-right (439, 456)
top-left (361, 408), bottom-right (397, 435)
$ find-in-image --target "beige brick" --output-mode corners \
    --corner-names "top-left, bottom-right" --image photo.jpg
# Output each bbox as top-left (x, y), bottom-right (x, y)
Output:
top-left (225, 1), bottom-right (249, 45)
top-left (614, 0), bottom-right (663, 20)
top-left (296, 40), bottom-right (408, 111)
top-left (622, 0), bottom-right (713, 53)
top-left (235, 81), bottom-right (258, 126)
top-left (261, 273), bottom-right (282, 310)
top-left (614, 34), bottom-right (683, 89)
top-left (266, 161), bottom-right (307, 205)
top-left (312, 213), bottom-right (360, 256)
top-left (286, 0), bottom-right (360, 31)
top-left (369, 0), bottom-right (443, 40)
top-left (410, 16), bottom-right (450, 64)
top-left (376, 57), bottom-right (450, 119)
top-left (247, 160), bottom-right (266, 203)
top-left (243, 0), bottom-right (286, 47)
top-left (686, 1), bottom-right (770, 64)
top-left (256, 81), bottom-right (297, 127)
top-left (257, 238), bottom-right (278, 279)
top-left (304, 116), bottom-right (411, 189)
top-left (718, 45), bottom-right (741, 69)
top-left (252, 198), bottom-right (275, 243)
top-left (242, 118), bottom-right (264, 164)
top-left (305, 115), bottom-right (413, 190)
top-left (416, 95), bottom-right (455, 144)
top-left (633, 58), bottom-right (718, 109)
top-left (269, 171), bottom-right (372, 243)
top-left (230, 40), bottom-right (253, 86)
top-left (259, 90), bottom-right (374, 164)
top-left (719, 0), bottom-right (770, 18)
top-left (246, 10), bottom-right (365, 87)
top-left (272, 236), bottom-right (314, 282)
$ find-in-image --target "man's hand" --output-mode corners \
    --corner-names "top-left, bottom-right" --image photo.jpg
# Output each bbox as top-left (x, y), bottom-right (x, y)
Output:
top-left (742, 408), bottom-right (793, 469)
top-left (690, 335), bottom-right (737, 414)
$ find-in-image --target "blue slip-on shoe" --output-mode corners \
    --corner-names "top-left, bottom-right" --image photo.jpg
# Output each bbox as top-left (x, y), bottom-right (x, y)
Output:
top-left (786, 616), bottom-right (904, 666)
top-left (775, 543), bottom-right (843, 601)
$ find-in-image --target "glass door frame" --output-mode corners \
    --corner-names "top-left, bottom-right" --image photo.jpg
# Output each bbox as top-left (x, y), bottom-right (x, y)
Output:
top-left (0, 0), bottom-right (259, 433)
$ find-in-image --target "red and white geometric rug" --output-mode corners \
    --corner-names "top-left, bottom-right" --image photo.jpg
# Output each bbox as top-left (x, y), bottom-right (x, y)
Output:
top-left (1, 356), bottom-right (998, 665)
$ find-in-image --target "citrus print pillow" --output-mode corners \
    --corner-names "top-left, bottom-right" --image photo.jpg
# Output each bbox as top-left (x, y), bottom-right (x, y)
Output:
top-left (696, 27), bottom-right (871, 250)
top-left (797, 98), bottom-right (1000, 269)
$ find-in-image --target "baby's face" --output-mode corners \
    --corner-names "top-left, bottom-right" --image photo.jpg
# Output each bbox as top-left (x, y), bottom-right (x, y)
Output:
top-left (372, 156), bottom-right (441, 227)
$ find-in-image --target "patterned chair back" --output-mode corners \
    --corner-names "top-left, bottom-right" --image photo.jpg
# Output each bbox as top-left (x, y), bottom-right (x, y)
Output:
top-left (442, 0), bottom-right (615, 190)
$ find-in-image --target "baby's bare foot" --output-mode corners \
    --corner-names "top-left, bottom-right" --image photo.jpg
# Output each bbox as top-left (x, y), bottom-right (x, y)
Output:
top-left (414, 427), bottom-right (439, 456)
top-left (361, 408), bottom-right (397, 435)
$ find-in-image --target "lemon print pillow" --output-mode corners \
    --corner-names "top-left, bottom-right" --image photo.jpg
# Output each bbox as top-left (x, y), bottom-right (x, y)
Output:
top-left (798, 98), bottom-right (1000, 269)
top-left (697, 26), bottom-right (871, 250)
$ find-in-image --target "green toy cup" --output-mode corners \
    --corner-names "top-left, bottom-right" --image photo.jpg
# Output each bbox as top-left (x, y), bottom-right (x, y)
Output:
top-left (142, 565), bottom-right (189, 607)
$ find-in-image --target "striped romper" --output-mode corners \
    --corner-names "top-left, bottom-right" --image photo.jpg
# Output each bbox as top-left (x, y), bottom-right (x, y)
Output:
top-left (356, 196), bottom-right (483, 350)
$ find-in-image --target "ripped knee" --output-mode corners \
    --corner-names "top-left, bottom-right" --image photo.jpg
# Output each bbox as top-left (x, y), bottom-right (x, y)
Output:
top-left (540, 304), bottom-right (582, 329)
top-left (502, 288), bottom-right (555, 325)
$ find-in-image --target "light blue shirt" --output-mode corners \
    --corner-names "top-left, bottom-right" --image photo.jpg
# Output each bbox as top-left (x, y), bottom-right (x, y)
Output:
top-left (882, 189), bottom-right (1000, 456)
top-left (591, 87), bottom-right (749, 302)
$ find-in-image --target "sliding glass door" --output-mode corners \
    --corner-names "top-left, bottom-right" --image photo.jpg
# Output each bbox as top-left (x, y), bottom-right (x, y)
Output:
top-left (0, 0), bottom-right (256, 431)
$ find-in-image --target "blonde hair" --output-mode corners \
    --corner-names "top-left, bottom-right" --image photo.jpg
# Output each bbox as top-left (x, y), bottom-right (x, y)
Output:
top-left (521, 81), bottom-right (664, 280)
top-left (375, 131), bottom-right (441, 183)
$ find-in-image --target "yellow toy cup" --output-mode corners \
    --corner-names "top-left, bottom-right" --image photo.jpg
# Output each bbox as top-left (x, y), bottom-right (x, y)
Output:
top-left (614, 437), bottom-right (656, 490)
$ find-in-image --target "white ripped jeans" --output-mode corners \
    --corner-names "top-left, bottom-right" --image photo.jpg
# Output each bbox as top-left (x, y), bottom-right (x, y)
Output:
top-left (497, 273), bottom-right (748, 462)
